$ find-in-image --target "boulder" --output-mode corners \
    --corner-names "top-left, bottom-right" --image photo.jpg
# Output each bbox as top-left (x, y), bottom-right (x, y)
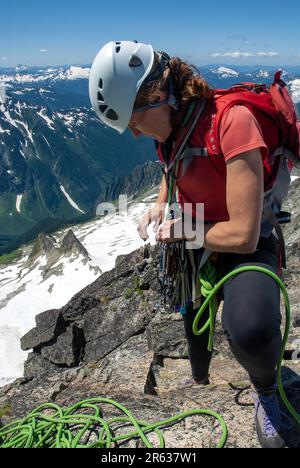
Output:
top-left (40, 325), bottom-right (85, 367)
top-left (21, 309), bottom-right (65, 351)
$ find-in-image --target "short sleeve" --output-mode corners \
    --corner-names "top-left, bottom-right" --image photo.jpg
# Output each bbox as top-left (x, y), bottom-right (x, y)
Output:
top-left (219, 105), bottom-right (268, 162)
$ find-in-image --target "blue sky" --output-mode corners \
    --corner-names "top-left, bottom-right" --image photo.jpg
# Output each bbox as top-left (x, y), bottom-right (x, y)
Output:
top-left (1, 0), bottom-right (300, 68)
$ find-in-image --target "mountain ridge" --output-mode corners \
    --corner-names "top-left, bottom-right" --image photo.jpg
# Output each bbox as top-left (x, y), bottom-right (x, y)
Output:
top-left (1, 64), bottom-right (299, 253)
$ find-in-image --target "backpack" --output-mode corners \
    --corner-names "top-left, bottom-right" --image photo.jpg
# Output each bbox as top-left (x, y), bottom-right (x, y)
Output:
top-left (159, 70), bottom-right (300, 270)
top-left (213, 71), bottom-right (299, 269)
top-left (214, 70), bottom-right (300, 170)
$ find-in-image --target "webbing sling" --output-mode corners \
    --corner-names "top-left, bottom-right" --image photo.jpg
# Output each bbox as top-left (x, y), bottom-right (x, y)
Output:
top-left (164, 100), bottom-right (207, 177)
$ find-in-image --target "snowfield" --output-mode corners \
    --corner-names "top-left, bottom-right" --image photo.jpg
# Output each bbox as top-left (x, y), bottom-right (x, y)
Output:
top-left (0, 192), bottom-right (157, 387)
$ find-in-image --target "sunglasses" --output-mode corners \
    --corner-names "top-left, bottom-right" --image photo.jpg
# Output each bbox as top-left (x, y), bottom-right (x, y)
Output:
top-left (133, 94), bottom-right (178, 114)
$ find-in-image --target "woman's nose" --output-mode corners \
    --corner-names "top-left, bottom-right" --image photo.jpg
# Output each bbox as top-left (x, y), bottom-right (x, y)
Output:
top-left (129, 124), bottom-right (142, 138)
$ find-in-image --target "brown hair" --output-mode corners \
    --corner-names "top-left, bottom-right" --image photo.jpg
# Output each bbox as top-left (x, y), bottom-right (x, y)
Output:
top-left (134, 54), bottom-right (215, 132)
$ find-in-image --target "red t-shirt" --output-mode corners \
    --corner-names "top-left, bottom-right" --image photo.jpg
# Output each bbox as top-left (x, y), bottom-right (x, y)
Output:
top-left (174, 105), bottom-right (270, 222)
top-left (219, 105), bottom-right (268, 161)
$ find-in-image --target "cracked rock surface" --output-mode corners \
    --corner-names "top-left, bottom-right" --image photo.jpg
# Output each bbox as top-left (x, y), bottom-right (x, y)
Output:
top-left (0, 179), bottom-right (300, 448)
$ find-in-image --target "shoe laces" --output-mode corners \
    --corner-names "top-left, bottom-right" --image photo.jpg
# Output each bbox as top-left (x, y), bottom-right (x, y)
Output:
top-left (256, 393), bottom-right (293, 436)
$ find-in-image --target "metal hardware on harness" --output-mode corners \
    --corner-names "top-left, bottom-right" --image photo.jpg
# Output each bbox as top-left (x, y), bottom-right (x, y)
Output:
top-left (158, 242), bottom-right (179, 313)
top-left (158, 240), bottom-right (193, 316)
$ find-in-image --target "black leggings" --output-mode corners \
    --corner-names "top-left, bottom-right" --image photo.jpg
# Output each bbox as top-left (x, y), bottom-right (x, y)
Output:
top-left (183, 235), bottom-right (282, 390)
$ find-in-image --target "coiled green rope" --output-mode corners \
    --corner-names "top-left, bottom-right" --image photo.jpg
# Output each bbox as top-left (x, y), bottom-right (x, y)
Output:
top-left (0, 397), bottom-right (227, 448)
top-left (0, 264), bottom-right (299, 448)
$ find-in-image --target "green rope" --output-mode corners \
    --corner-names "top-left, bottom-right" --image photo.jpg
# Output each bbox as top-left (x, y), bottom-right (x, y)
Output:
top-left (1, 263), bottom-right (299, 449)
top-left (0, 397), bottom-right (228, 449)
top-left (193, 262), bottom-right (300, 427)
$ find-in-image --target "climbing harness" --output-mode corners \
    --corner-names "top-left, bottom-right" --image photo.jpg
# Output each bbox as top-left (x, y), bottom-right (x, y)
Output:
top-left (157, 101), bottom-right (208, 315)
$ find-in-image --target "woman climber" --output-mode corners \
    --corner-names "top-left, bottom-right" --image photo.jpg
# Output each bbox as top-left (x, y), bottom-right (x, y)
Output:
top-left (89, 40), bottom-right (297, 448)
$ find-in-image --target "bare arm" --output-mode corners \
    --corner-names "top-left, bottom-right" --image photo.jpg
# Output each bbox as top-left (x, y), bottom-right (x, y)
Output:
top-left (203, 148), bottom-right (264, 253)
top-left (156, 175), bottom-right (168, 204)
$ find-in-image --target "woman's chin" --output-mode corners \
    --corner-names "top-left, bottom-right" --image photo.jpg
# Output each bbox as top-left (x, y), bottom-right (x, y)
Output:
top-left (155, 135), bottom-right (166, 143)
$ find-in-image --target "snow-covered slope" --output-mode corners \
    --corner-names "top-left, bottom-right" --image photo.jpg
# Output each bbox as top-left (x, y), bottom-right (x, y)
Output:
top-left (212, 66), bottom-right (239, 78)
top-left (0, 68), bottom-right (156, 251)
top-left (289, 79), bottom-right (300, 104)
top-left (0, 189), bottom-right (158, 387)
top-left (0, 66), bottom-right (90, 84)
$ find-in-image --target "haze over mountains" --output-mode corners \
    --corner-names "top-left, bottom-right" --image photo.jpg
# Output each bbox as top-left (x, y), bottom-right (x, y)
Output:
top-left (0, 66), bottom-right (156, 252)
top-left (0, 64), bottom-right (300, 252)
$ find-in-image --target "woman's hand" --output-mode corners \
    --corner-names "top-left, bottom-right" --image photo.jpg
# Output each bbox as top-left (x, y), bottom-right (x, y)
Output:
top-left (155, 218), bottom-right (183, 243)
top-left (155, 218), bottom-right (197, 243)
top-left (137, 204), bottom-right (165, 241)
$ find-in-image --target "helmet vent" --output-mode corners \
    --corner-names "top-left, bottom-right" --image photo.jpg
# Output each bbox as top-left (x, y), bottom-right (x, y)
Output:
top-left (106, 109), bottom-right (118, 121)
top-left (98, 78), bottom-right (103, 89)
top-left (99, 105), bottom-right (108, 114)
top-left (97, 91), bottom-right (104, 102)
top-left (129, 55), bottom-right (143, 67)
top-left (116, 46), bottom-right (121, 54)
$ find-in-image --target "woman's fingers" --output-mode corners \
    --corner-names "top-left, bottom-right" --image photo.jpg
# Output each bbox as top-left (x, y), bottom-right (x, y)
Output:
top-left (137, 211), bottom-right (152, 240)
top-left (153, 213), bottom-right (163, 233)
top-left (137, 220), bottom-right (149, 240)
top-left (137, 206), bottom-right (164, 241)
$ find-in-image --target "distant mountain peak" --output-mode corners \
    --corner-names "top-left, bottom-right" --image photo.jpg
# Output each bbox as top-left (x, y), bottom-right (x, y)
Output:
top-left (28, 233), bottom-right (59, 261)
top-left (61, 229), bottom-right (89, 257)
top-left (26, 230), bottom-right (92, 270)
top-left (0, 66), bottom-right (90, 84)
top-left (212, 66), bottom-right (239, 77)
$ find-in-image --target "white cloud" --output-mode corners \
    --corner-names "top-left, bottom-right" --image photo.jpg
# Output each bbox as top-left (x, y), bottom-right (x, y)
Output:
top-left (211, 52), bottom-right (255, 58)
top-left (211, 51), bottom-right (280, 59)
top-left (257, 52), bottom-right (279, 57)
top-left (1, 57), bottom-right (7, 61)
top-left (40, 49), bottom-right (48, 53)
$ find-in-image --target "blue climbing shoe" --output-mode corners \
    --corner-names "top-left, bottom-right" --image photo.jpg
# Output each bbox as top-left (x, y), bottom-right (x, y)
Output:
top-left (253, 389), bottom-right (292, 448)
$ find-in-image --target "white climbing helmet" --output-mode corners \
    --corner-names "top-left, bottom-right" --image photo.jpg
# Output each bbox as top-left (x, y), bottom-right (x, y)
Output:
top-left (89, 40), bottom-right (156, 134)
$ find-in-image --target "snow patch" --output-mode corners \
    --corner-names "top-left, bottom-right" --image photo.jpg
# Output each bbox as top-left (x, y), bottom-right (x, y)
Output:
top-left (0, 124), bottom-right (10, 134)
top-left (56, 111), bottom-right (75, 128)
top-left (257, 70), bottom-right (270, 78)
top-left (16, 194), bottom-right (23, 213)
top-left (0, 253), bottom-right (100, 387)
top-left (37, 107), bottom-right (55, 130)
top-left (60, 185), bottom-right (85, 214)
top-left (39, 88), bottom-right (52, 94)
top-left (66, 66), bottom-right (90, 80)
top-left (15, 119), bottom-right (34, 143)
top-left (0, 66), bottom-right (90, 84)
top-left (41, 134), bottom-right (52, 150)
top-left (1, 108), bottom-right (19, 130)
top-left (212, 66), bottom-right (239, 77)
top-left (289, 79), bottom-right (300, 104)
top-left (0, 189), bottom-right (159, 386)
top-left (15, 101), bottom-right (22, 117)
top-left (0, 82), bottom-right (7, 104)
top-left (19, 147), bottom-right (26, 159)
